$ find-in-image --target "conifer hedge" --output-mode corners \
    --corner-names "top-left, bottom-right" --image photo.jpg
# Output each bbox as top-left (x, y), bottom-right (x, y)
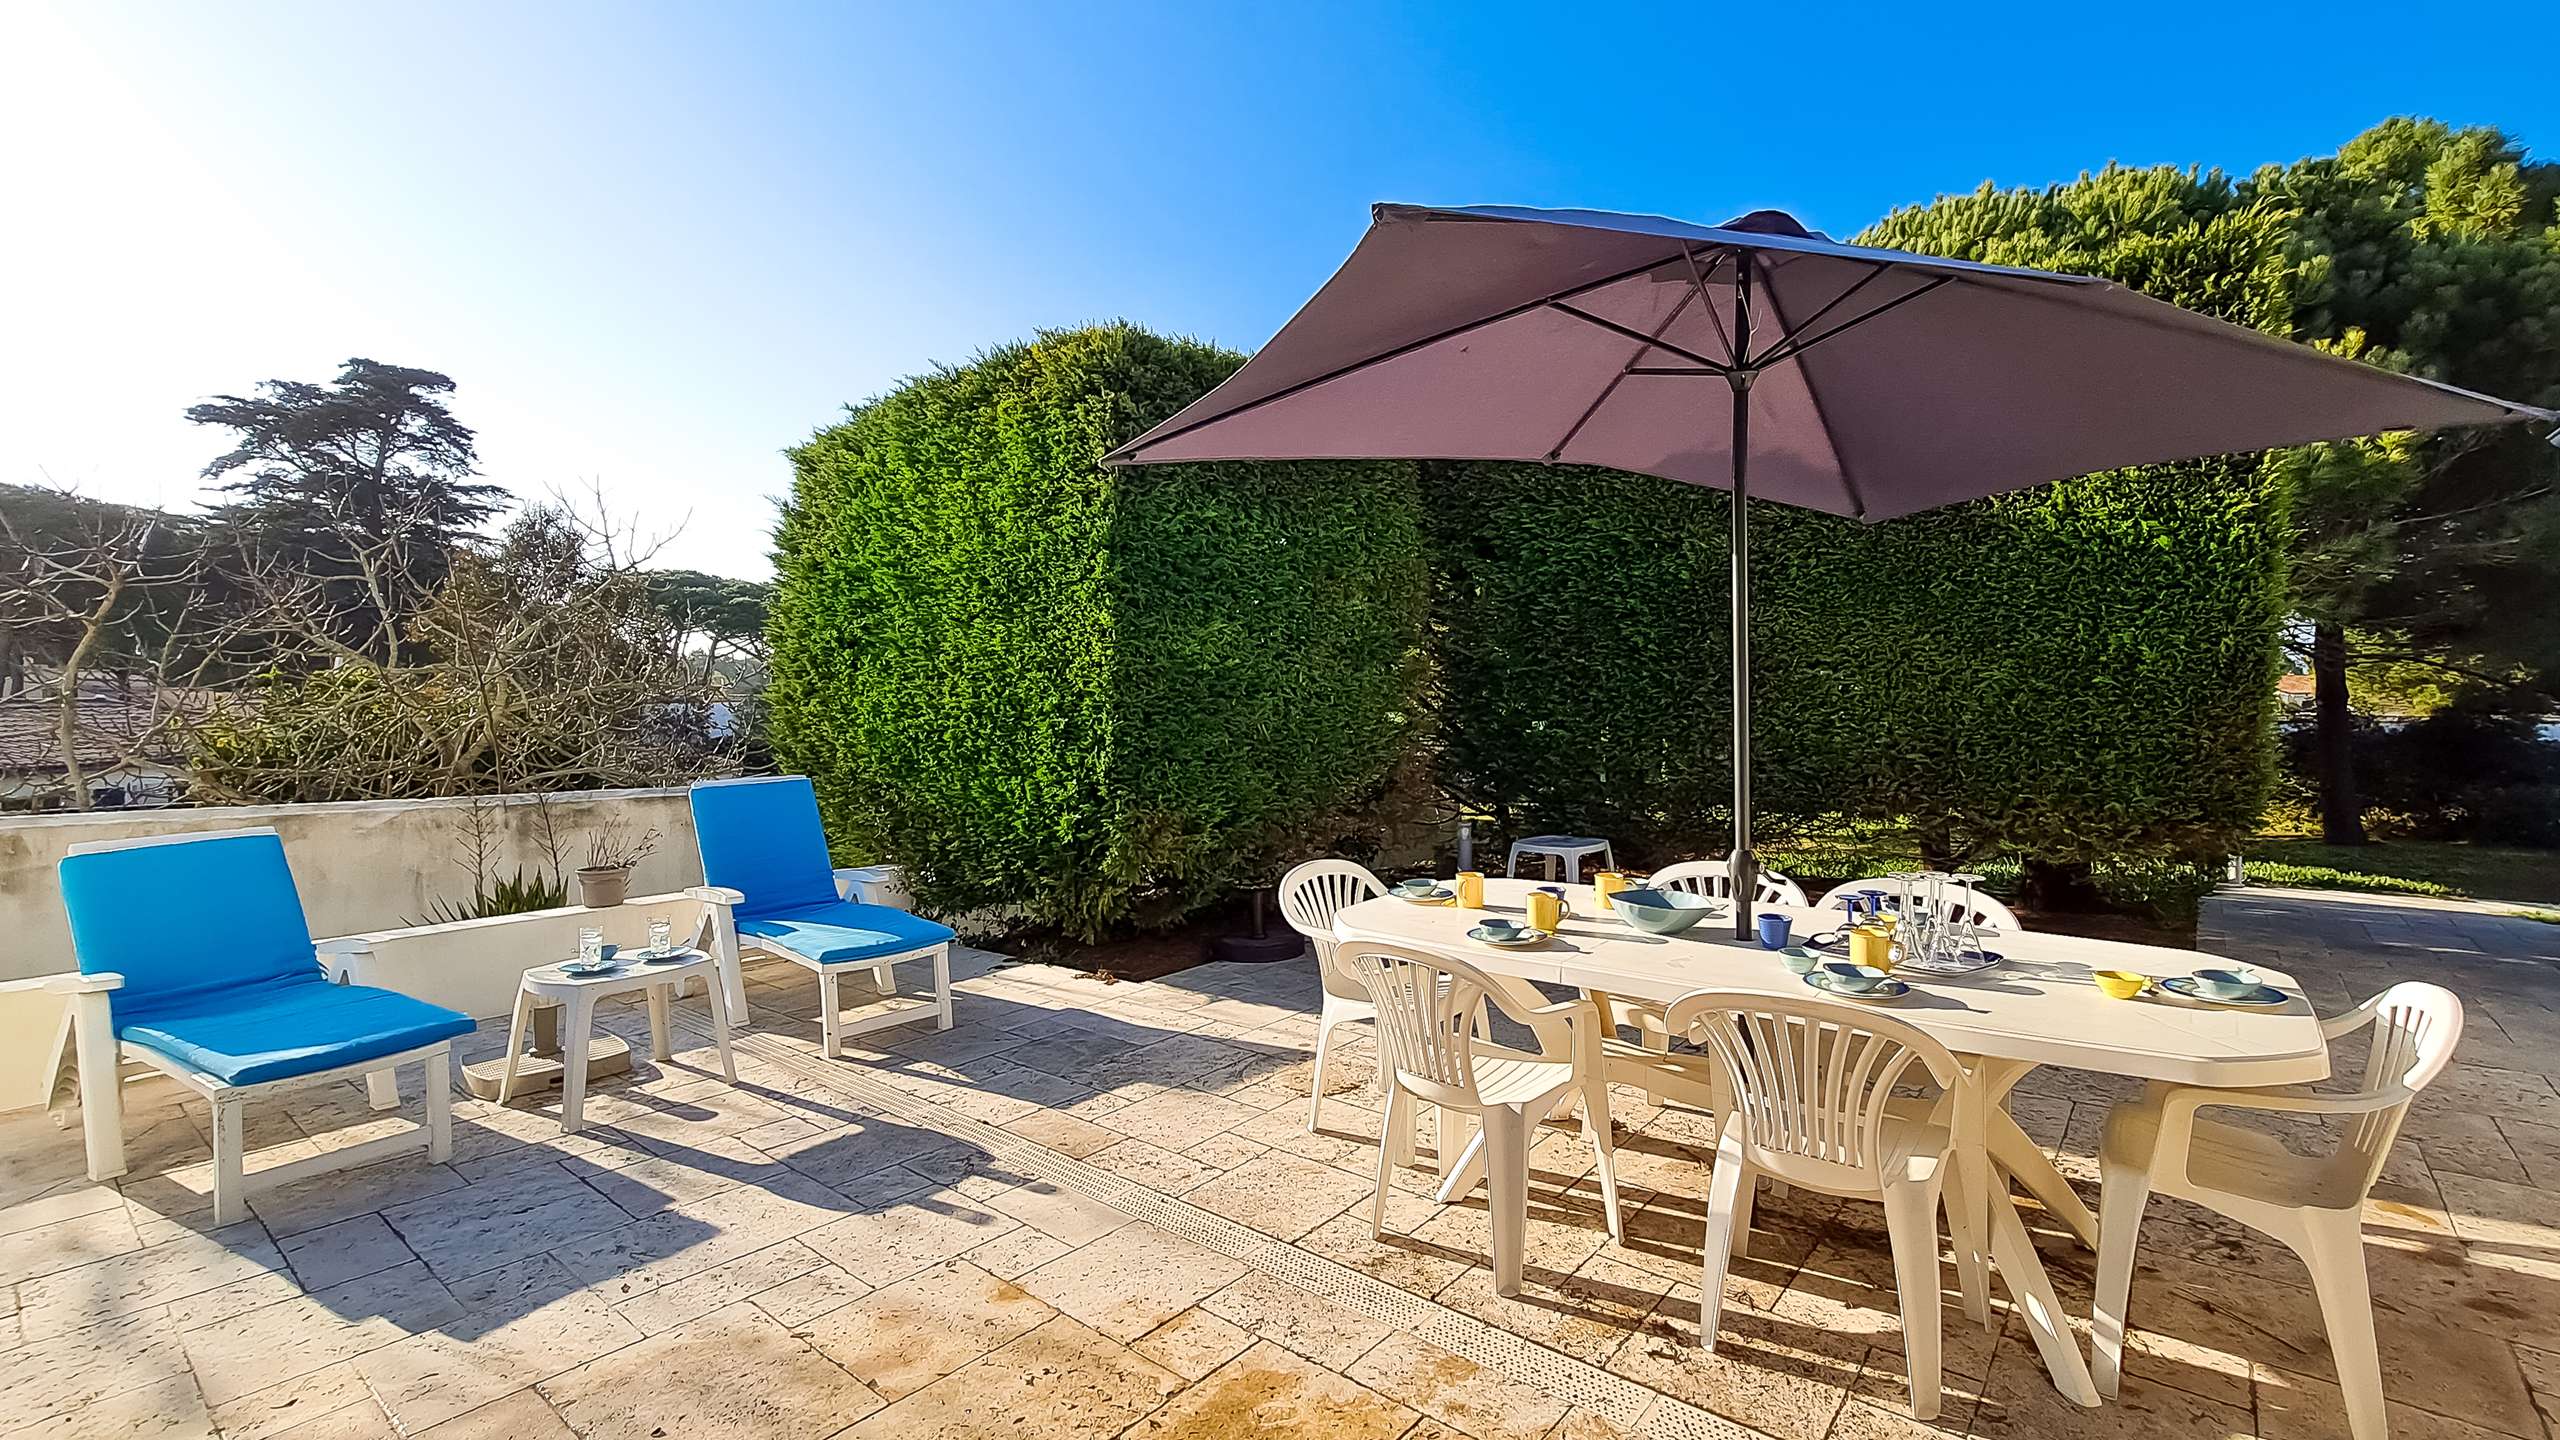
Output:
top-left (767, 325), bottom-right (1426, 938)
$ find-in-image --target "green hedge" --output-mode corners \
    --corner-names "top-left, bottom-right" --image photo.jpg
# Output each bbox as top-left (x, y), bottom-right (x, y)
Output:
top-left (1427, 166), bottom-right (2292, 868)
top-left (768, 324), bottom-right (1426, 938)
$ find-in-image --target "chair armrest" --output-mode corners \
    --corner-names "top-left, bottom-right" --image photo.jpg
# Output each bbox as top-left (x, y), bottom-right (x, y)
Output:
top-left (2162, 1083), bottom-right (2413, 1124)
top-left (42, 972), bottom-right (123, 995)
top-left (685, 885), bottom-right (745, 908)
top-left (314, 937), bottom-right (378, 959)
top-left (1478, 978), bottom-right (1597, 1063)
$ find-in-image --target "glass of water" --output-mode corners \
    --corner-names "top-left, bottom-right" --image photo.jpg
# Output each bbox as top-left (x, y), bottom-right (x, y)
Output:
top-left (577, 926), bottom-right (605, 965)
top-left (647, 917), bottom-right (673, 956)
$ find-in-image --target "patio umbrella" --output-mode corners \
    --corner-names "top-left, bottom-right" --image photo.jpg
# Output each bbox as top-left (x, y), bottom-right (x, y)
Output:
top-left (1103, 204), bottom-right (2554, 937)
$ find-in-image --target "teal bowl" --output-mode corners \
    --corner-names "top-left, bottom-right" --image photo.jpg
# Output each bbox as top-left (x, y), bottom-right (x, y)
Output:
top-left (1611, 887), bottom-right (1716, 936)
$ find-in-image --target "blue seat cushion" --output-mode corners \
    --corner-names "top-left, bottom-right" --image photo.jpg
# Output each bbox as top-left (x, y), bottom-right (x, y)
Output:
top-left (121, 979), bottom-right (476, 1087)
top-left (738, 901), bottom-right (955, 967)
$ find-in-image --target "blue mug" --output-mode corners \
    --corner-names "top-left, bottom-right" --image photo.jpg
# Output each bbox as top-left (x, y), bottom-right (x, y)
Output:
top-left (1756, 912), bottom-right (1792, 950)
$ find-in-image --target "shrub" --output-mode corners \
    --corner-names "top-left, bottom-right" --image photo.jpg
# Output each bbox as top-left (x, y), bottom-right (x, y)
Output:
top-left (769, 324), bottom-right (1427, 939)
top-left (2283, 705), bottom-right (2560, 846)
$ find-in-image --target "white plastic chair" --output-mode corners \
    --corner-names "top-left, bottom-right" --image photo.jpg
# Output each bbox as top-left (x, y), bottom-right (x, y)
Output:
top-left (1599, 859), bottom-right (1808, 1105)
top-left (1278, 859), bottom-right (1390, 1132)
top-left (2092, 983), bottom-right (2463, 1440)
top-left (1649, 856), bottom-right (1811, 908)
top-left (1667, 989), bottom-right (1979, 1421)
top-left (1814, 876), bottom-right (2019, 932)
top-left (1348, 940), bottom-right (1625, 1297)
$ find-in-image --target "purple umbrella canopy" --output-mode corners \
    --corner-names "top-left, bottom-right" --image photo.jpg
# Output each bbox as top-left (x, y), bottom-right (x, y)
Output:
top-left (1105, 203), bottom-right (2554, 933)
top-left (1109, 204), bottom-right (2547, 517)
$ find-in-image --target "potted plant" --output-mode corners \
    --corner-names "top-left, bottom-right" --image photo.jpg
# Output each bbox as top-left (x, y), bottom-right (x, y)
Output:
top-left (575, 823), bottom-right (660, 908)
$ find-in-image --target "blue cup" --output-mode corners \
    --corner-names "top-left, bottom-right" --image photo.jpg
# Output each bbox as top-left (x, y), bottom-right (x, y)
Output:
top-left (1755, 912), bottom-right (1792, 950)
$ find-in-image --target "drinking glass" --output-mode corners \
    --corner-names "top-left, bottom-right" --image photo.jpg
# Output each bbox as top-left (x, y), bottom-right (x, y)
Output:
top-left (577, 926), bottom-right (605, 965)
top-left (647, 917), bottom-right (673, 955)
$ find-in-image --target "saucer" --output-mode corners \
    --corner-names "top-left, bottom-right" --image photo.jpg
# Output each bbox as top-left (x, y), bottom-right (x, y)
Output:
top-left (1396, 886), bottom-right (1456, 905)
top-left (2160, 975), bottom-right (2288, 1008)
top-left (558, 959), bottom-right (619, 977)
top-left (1803, 971), bottom-right (1911, 1004)
top-left (640, 947), bottom-right (701, 965)
top-left (1468, 924), bottom-right (1549, 948)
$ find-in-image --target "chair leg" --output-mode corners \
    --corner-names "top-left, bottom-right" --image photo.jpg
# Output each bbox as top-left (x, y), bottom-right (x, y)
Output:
top-left (818, 967), bottom-right (843, 1057)
top-left (2298, 1210), bottom-right (2387, 1440)
top-left (1487, 1107), bottom-right (1531, 1297)
top-left (212, 1095), bottom-right (247, 1227)
top-left (365, 1068), bottom-right (400, 1110)
top-left (1882, 1174), bottom-right (1948, 1421)
top-left (930, 945), bottom-right (952, 1030)
top-left (1699, 1133), bottom-right (1749, 1349)
top-left (1307, 1001), bottom-right (1343, 1132)
top-left (423, 1048), bottom-right (453, 1164)
top-left (704, 963), bottom-right (740, 1083)
top-left (2092, 1157), bottom-right (2153, 1397)
top-left (1728, 1162), bottom-right (1758, 1261)
top-left (1638, 1010), bottom-right (1670, 1107)
top-left (1371, 1086), bottom-right (1407, 1239)
top-left (69, 993), bottom-right (126, 1182)
top-left (1580, 1074), bottom-right (1625, 1243)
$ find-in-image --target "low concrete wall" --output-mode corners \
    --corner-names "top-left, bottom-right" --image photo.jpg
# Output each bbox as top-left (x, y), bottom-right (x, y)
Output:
top-left (0, 788), bottom-right (703, 1112)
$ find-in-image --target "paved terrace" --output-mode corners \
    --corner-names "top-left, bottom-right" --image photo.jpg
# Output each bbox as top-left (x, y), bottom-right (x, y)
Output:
top-left (3, 888), bottom-right (2557, 1440)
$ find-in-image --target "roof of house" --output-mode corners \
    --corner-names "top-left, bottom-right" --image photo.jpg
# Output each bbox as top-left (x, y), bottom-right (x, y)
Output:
top-left (0, 675), bottom-right (212, 773)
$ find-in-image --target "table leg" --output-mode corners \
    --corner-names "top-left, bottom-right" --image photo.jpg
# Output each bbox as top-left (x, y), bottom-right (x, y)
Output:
top-left (1987, 1168), bottom-right (2100, 1406)
top-left (497, 988), bottom-right (533, 1104)
top-left (646, 984), bottom-right (673, 1062)
top-left (1990, 1107), bottom-right (2098, 1247)
top-left (559, 992), bottom-right (596, 1133)
top-left (1956, 1059), bottom-right (1996, 1330)
top-left (1436, 1125), bottom-right (1489, 1204)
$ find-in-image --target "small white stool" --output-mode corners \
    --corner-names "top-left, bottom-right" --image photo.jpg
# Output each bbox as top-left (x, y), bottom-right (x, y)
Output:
top-left (500, 949), bottom-right (736, 1132)
top-left (1504, 834), bottom-right (1617, 883)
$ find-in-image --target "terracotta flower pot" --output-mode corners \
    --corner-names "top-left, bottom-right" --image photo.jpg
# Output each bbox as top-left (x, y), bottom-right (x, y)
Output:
top-left (576, 865), bottom-right (631, 909)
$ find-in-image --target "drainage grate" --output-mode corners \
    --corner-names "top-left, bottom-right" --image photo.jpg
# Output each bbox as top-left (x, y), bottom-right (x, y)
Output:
top-left (673, 1008), bottom-right (1774, 1440)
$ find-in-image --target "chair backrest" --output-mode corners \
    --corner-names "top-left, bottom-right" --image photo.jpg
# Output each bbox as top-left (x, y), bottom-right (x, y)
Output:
top-left (59, 828), bottom-right (320, 1028)
top-left (1649, 858), bottom-right (1810, 908)
top-left (690, 776), bottom-right (840, 918)
top-left (1343, 940), bottom-right (1505, 1111)
top-left (1664, 989), bottom-right (1966, 1192)
top-left (1814, 876), bottom-right (2020, 932)
top-left (2332, 982), bottom-right (2465, 1187)
top-left (1277, 859), bottom-right (1386, 1000)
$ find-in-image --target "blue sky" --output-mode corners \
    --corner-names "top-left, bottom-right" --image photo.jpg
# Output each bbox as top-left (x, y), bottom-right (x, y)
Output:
top-left (5, 1), bottom-right (2553, 579)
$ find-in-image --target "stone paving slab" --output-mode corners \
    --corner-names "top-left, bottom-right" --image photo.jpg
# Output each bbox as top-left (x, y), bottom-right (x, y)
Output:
top-left (2, 888), bottom-right (2557, 1438)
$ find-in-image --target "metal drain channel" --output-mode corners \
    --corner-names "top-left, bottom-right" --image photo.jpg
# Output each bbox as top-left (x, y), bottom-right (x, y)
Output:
top-left (671, 1009), bottom-right (1772, 1440)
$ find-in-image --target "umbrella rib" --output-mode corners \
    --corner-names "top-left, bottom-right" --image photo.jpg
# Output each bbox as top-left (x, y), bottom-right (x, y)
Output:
top-left (1545, 303), bottom-right (1732, 373)
top-left (1748, 275), bottom-right (1954, 371)
top-left (1749, 258), bottom-right (1870, 520)
top-left (1108, 248), bottom-right (1720, 462)
top-left (1541, 277), bottom-right (1708, 463)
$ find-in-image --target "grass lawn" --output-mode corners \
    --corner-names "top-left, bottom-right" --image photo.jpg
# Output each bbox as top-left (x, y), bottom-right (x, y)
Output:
top-left (2243, 839), bottom-right (2560, 906)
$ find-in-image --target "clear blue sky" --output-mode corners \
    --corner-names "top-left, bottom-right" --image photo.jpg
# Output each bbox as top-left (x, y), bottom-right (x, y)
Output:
top-left (5, 1), bottom-right (2553, 579)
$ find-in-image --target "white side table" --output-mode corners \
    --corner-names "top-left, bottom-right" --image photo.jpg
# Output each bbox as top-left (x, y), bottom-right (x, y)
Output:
top-left (499, 949), bottom-right (737, 1132)
top-left (1504, 834), bottom-right (1617, 883)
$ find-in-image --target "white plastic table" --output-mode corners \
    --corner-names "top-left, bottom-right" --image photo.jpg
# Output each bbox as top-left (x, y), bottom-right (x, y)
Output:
top-left (1336, 878), bottom-right (2329, 1408)
top-left (500, 949), bottom-right (738, 1132)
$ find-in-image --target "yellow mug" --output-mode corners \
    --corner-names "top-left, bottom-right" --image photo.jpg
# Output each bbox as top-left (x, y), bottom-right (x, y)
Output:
top-left (1523, 890), bottom-right (1565, 933)
top-left (1849, 924), bottom-right (1896, 972)
top-left (1592, 870), bottom-right (1631, 910)
top-left (1454, 871), bottom-right (1485, 908)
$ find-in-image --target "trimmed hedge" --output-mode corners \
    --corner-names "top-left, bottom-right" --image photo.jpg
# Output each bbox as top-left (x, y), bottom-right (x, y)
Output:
top-left (768, 324), bottom-right (1426, 938)
top-left (1427, 166), bottom-right (2293, 867)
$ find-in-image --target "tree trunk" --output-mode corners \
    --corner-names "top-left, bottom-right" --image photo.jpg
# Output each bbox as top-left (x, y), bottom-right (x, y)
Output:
top-left (2312, 621), bottom-right (2365, 846)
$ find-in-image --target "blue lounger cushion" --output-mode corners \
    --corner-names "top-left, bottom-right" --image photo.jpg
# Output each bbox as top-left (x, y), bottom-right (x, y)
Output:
top-left (119, 981), bottom-right (475, 1086)
top-left (738, 901), bottom-right (955, 967)
top-left (690, 777), bottom-right (846, 919)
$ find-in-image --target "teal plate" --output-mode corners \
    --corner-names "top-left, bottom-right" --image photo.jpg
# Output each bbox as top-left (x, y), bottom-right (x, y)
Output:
top-left (2160, 976), bottom-right (2288, 1008)
top-left (1802, 971), bottom-right (1911, 1004)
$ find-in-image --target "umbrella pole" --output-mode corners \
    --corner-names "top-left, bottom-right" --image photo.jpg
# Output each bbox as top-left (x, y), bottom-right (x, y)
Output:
top-left (1728, 372), bottom-right (1756, 939)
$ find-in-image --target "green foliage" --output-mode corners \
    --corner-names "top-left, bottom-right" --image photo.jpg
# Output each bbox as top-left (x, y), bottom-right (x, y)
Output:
top-left (770, 324), bottom-right (1426, 939)
top-left (410, 867), bottom-right (568, 925)
top-left (2243, 838), bottom-right (2560, 903)
top-left (1428, 163), bottom-right (2293, 871)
